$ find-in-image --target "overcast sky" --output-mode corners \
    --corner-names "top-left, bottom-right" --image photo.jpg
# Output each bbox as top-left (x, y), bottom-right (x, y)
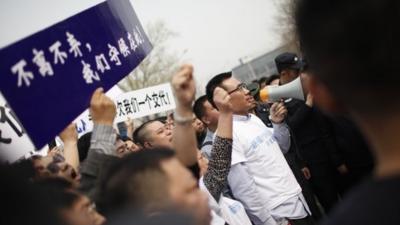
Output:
top-left (0, 0), bottom-right (284, 87)
top-left (131, 0), bottom-right (284, 86)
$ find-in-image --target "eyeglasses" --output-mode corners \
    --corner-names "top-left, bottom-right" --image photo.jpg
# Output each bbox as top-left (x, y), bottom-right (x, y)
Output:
top-left (227, 83), bottom-right (247, 95)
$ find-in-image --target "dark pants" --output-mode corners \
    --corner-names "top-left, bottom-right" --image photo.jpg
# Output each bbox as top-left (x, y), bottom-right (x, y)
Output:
top-left (289, 216), bottom-right (316, 225)
top-left (285, 153), bottom-right (323, 221)
top-left (308, 165), bottom-right (340, 213)
top-left (336, 165), bottom-right (374, 195)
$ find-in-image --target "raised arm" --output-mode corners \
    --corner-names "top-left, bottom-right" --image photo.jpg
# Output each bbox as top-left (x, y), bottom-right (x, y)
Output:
top-left (81, 88), bottom-right (117, 177)
top-left (203, 87), bottom-right (233, 201)
top-left (59, 123), bottom-right (79, 172)
top-left (269, 102), bottom-right (291, 153)
top-left (171, 65), bottom-right (198, 167)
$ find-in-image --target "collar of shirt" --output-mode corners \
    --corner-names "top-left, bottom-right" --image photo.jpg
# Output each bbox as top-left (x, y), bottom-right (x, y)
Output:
top-left (206, 128), bottom-right (215, 140)
top-left (233, 114), bottom-right (252, 121)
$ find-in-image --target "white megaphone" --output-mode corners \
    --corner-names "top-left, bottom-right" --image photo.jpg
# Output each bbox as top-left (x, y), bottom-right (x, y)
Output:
top-left (259, 76), bottom-right (305, 102)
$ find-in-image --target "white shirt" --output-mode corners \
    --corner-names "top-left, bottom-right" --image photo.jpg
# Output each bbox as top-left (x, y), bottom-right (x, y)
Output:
top-left (228, 114), bottom-right (307, 224)
top-left (200, 129), bottom-right (215, 159)
top-left (199, 177), bottom-right (253, 225)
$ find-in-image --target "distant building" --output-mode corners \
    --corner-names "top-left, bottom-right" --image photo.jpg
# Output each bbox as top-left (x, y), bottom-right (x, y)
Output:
top-left (232, 43), bottom-right (298, 82)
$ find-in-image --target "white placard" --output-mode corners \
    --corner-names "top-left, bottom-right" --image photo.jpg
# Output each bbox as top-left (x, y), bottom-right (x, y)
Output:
top-left (0, 93), bottom-right (35, 163)
top-left (114, 83), bottom-right (176, 123)
top-left (74, 85), bottom-right (124, 137)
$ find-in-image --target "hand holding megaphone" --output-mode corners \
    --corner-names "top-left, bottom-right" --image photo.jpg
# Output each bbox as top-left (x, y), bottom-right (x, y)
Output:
top-left (259, 74), bottom-right (310, 102)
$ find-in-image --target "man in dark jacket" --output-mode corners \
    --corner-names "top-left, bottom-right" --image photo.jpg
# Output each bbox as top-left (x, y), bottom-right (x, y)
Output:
top-left (275, 52), bottom-right (347, 213)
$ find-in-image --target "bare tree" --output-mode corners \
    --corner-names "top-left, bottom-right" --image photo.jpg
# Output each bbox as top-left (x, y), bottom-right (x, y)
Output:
top-left (272, 0), bottom-right (300, 51)
top-left (118, 21), bottom-right (185, 92)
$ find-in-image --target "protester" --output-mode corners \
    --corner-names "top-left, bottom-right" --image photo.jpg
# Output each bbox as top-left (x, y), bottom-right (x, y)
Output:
top-left (193, 95), bottom-right (220, 159)
top-left (296, 0), bottom-right (400, 224)
top-left (79, 88), bottom-right (120, 199)
top-left (206, 72), bottom-right (313, 225)
top-left (3, 4), bottom-right (392, 224)
top-left (266, 74), bottom-right (280, 86)
top-left (275, 52), bottom-right (344, 214)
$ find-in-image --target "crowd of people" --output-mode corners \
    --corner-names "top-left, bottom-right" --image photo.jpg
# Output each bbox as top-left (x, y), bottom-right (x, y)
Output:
top-left (3, 0), bottom-right (400, 225)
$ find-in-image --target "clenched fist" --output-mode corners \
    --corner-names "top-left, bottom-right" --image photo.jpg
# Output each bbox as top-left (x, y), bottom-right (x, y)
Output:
top-left (213, 87), bottom-right (232, 114)
top-left (171, 64), bottom-right (196, 110)
top-left (90, 87), bottom-right (116, 126)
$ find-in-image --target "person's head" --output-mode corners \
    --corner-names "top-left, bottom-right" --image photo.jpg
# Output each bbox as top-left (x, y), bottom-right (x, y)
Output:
top-left (8, 158), bottom-right (36, 181)
top-left (133, 119), bottom-right (173, 149)
top-left (266, 74), bottom-right (280, 86)
top-left (0, 165), bottom-right (66, 225)
top-left (193, 95), bottom-right (220, 131)
top-left (192, 118), bottom-right (205, 134)
top-left (99, 149), bottom-right (210, 225)
top-left (295, 0), bottom-right (400, 118)
top-left (31, 154), bottom-right (80, 187)
top-left (275, 52), bottom-right (303, 85)
top-left (125, 139), bottom-right (141, 153)
top-left (115, 136), bottom-right (141, 157)
top-left (295, 0), bottom-right (400, 173)
top-left (47, 190), bottom-right (104, 225)
top-left (206, 72), bottom-right (255, 115)
top-left (258, 77), bottom-right (269, 89)
top-left (31, 176), bottom-right (105, 225)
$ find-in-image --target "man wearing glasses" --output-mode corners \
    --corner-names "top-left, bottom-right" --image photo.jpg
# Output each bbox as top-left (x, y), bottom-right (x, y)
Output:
top-left (206, 72), bottom-right (314, 225)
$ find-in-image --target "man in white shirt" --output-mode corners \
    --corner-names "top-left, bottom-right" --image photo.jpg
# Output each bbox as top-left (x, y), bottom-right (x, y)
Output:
top-left (205, 72), bottom-right (314, 225)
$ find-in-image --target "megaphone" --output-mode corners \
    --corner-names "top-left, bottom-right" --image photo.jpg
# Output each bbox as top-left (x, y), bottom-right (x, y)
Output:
top-left (259, 77), bottom-right (305, 102)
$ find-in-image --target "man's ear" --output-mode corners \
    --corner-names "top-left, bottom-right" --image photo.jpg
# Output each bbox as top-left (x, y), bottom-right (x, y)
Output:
top-left (308, 75), bottom-right (347, 114)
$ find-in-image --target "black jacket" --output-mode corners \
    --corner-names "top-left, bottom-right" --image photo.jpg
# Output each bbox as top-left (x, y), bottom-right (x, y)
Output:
top-left (285, 99), bottom-right (344, 176)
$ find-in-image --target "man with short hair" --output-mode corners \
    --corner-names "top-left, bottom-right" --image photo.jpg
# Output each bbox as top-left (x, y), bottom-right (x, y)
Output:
top-left (99, 148), bottom-right (211, 225)
top-left (295, 0), bottom-right (400, 224)
top-left (206, 72), bottom-right (313, 225)
top-left (193, 95), bottom-right (220, 158)
top-left (133, 119), bottom-right (173, 149)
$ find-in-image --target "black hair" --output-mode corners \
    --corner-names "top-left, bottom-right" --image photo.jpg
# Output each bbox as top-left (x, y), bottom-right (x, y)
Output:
top-left (205, 72), bottom-right (232, 109)
top-left (156, 116), bottom-right (168, 123)
top-left (8, 158), bottom-right (36, 181)
top-left (296, 0), bottom-right (400, 114)
top-left (77, 132), bottom-right (92, 162)
top-left (0, 165), bottom-right (69, 225)
top-left (34, 177), bottom-right (74, 190)
top-left (132, 119), bottom-right (160, 146)
top-left (97, 148), bottom-right (175, 215)
top-left (266, 74), bottom-right (280, 85)
top-left (193, 95), bottom-right (208, 122)
top-left (258, 77), bottom-right (268, 85)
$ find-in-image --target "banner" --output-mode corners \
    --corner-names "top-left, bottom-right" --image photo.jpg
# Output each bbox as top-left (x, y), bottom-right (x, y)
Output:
top-left (0, 0), bottom-right (152, 149)
top-left (114, 83), bottom-right (176, 123)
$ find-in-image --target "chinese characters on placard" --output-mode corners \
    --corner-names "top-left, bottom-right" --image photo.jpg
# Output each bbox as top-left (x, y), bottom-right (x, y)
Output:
top-left (116, 90), bottom-right (172, 117)
top-left (10, 26), bottom-right (145, 87)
